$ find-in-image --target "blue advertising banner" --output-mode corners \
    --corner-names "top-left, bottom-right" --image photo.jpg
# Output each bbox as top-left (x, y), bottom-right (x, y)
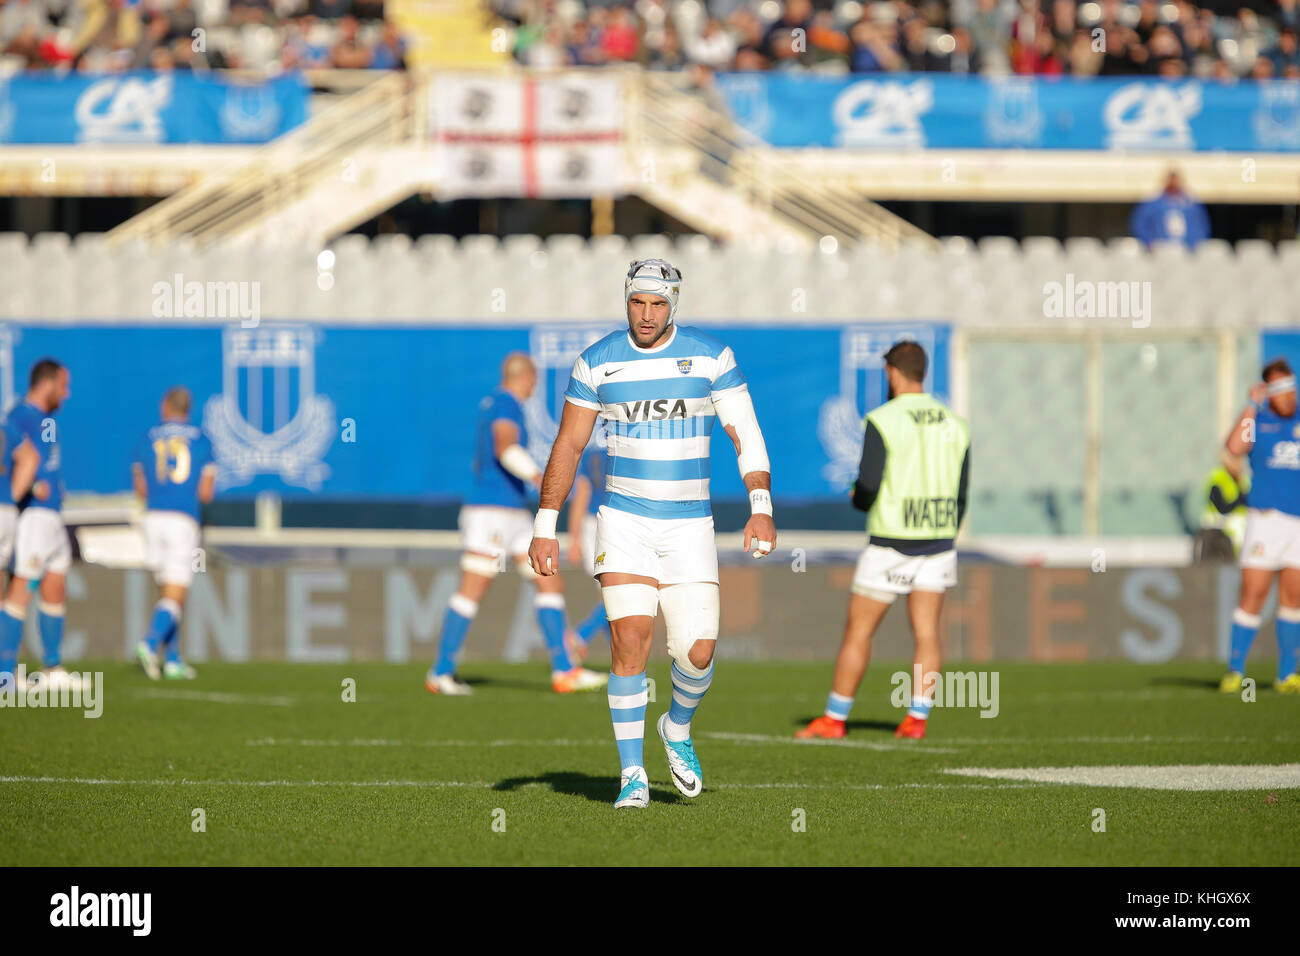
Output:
top-left (0, 321), bottom-right (949, 503)
top-left (0, 73), bottom-right (308, 144)
top-left (717, 73), bottom-right (1300, 152)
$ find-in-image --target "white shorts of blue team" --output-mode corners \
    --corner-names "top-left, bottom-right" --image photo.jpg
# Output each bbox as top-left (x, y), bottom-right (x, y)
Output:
top-left (15, 506), bottom-right (71, 579)
top-left (852, 543), bottom-right (957, 598)
top-left (144, 510), bottom-right (202, 587)
top-left (459, 505), bottom-right (532, 564)
top-left (1240, 508), bottom-right (1300, 571)
top-left (591, 505), bottom-right (719, 586)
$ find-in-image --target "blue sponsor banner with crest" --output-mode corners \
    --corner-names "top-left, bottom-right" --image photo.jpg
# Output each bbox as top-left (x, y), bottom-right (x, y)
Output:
top-left (717, 73), bottom-right (1300, 152)
top-left (0, 321), bottom-right (949, 503)
top-left (0, 72), bottom-right (307, 144)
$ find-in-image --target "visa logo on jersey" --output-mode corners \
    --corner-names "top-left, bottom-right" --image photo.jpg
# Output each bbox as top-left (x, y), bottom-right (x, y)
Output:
top-left (619, 399), bottom-right (688, 421)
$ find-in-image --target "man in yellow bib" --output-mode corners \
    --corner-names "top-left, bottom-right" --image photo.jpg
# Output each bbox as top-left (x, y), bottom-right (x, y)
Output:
top-left (798, 340), bottom-right (970, 740)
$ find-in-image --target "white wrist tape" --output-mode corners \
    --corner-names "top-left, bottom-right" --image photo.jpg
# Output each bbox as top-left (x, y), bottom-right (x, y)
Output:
top-left (499, 444), bottom-right (541, 483)
top-left (713, 388), bottom-right (770, 478)
top-left (533, 508), bottom-right (559, 539)
top-left (749, 488), bottom-right (772, 516)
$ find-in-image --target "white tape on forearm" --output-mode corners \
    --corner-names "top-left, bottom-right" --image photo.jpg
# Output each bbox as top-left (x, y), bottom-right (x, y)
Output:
top-left (713, 389), bottom-right (770, 478)
top-left (533, 508), bottom-right (559, 539)
top-left (499, 444), bottom-right (541, 482)
top-left (749, 488), bottom-right (772, 516)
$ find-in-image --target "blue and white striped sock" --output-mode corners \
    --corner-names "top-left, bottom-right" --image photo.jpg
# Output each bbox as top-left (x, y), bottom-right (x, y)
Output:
top-left (433, 594), bottom-right (477, 677)
top-left (535, 593), bottom-right (573, 674)
top-left (824, 691), bottom-right (853, 722)
top-left (608, 672), bottom-right (648, 773)
top-left (1277, 606), bottom-right (1300, 681)
top-left (907, 695), bottom-right (933, 721)
top-left (664, 660), bottom-right (713, 742)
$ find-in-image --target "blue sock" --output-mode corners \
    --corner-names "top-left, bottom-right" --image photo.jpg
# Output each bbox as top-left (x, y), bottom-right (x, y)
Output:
top-left (433, 594), bottom-right (477, 677)
top-left (824, 690), bottom-right (854, 721)
top-left (608, 672), bottom-right (648, 772)
top-left (1277, 607), bottom-right (1300, 680)
top-left (907, 695), bottom-right (933, 721)
top-left (535, 593), bottom-right (573, 673)
top-left (38, 602), bottom-right (65, 669)
top-left (575, 601), bottom-right (610, 645)
top-left (143, 598), bottom-right (180, 654)
top-left (161, 616), bottom-right (183, 666)
top-left (0, 605), bottom-right (23, 677)
top-left (1229, 608), bottom-right (1260, 674)
top-left (666, 660), bottom-right (713, 737)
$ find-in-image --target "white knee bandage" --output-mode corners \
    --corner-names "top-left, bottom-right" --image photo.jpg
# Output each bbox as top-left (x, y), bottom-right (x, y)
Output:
top-left (601, 584), bottom-right (659, 621)
top-left (461, 552), bottom-right (501, 577)
top-left (659, 582), bottom-right (720, 669)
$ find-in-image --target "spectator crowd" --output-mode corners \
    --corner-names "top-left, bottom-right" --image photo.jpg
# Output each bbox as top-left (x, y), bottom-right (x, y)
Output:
top-left (0, 0), bottom-right (409, 70)
top-left (495, 0), bottom-right (1300, 79)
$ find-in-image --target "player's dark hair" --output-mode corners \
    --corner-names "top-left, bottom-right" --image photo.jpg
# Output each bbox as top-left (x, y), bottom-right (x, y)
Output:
top-left (1262, 357), bottom-right (1293, 381)
top-left (29, 358), bottom-right (63, 389)
top-left (884, 340), bottom-right (927, 382)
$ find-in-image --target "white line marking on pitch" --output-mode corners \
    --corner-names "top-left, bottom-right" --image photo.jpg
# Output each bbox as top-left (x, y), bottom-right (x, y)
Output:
top-left (937, 735), bottom-right (1292, 745)
top-left (944, 763), bottom-right (1300, 791)
top-left (0, 775), bottom-right (1033, 792)
top-left (704, 731), bottom-right (959, 754)
top-left (245, 737), bottom-right (608, 748)
top-left (133, 689), bottom-right (293, 707)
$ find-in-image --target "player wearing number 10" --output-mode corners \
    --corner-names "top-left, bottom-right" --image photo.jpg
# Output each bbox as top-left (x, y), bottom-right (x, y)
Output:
top-left (131, 387), bottom-right (217, 681)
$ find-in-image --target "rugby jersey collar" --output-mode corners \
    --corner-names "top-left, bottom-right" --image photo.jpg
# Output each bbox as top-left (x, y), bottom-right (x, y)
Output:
top-left (625, 324), bottom-right (678, 354)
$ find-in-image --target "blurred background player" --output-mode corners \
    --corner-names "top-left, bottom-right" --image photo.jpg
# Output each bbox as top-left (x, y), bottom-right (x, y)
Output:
top-left (132, 386), bottom-right (217, 681)
top-left (0, 359), bottom-right (75, 689)
top-left (798, 340), bottom-right (970, 741)
top-left (0, 409), bottom-right (42, 690)
top-left (529, 258), bottom-right (777, 809)
top-left (1221, 359), bottom-right (1300, 694)
top-left (565, 419), bottom-right (611, 661)
top-left (427, 352), bottom-right (606, 696)
top-left (1194, 455), bottom-right (1249, 562)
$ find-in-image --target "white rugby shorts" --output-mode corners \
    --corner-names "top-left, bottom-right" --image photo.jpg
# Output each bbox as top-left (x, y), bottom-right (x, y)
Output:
top-left (14, 506), bottom-right (71, 579)
top-left (591, 505), bottom-right (718, 585)
top-left (144, 510), bottom-right (202, 587)
top-left (852, 543), bottom-right (957, 597)
top-left (1240, 508), bottom-right (1300, 571)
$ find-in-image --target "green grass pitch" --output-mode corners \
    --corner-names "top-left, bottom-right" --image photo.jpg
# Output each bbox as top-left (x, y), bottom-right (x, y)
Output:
top-left (1, 660), bottom-right (1296, 865)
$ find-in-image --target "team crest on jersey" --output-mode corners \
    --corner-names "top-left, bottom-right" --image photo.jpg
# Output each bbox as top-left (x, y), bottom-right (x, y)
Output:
top-left (595, 551), bottom-right (605, 566)
top-left (203, 324), bottom-right (335, 491)
top-left (817, 324), bottom-right (939, 486)
top-left (524, 323), bottom-right (615, 463)
top-left (677, 358), bottom-right (692, 374)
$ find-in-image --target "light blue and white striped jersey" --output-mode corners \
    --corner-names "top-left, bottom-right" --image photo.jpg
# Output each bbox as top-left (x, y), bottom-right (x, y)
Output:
top-left (563, 325), bottom-right (747, 519)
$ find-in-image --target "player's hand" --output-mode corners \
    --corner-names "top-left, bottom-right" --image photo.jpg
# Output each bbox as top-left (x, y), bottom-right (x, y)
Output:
top-left (32, 480), bottom-right (49, 501)
top-left (1249, 382), bottom-right (1267, 406)
top-left (529, 536), bottom-right (560, 576)
top-left (743, 514), bottom-right (776, 559)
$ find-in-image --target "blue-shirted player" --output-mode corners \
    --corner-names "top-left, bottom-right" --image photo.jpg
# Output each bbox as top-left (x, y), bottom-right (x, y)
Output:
top-left (131, 387), bottom-right (217, 681)
top-left (565, 420), bottom-right (612, 660)
top-left (1223, 358), bottom-right (1300, 694)
top-left (426, 352), bottom-right (606, 696)
top-left (0, 359), bottom-right (76, 690)
top-left (0, 407), bottom-right (42, 689)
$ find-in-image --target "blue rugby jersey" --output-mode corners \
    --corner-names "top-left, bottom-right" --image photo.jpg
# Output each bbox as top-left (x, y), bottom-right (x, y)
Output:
top-left (8, 400), bottom-right (63, 512)
top-left (562, 325), bottom-right (748, 520)
top-left (466, 388), bottom-right (530, 509)
top-left (133, 421), bottom-right (215, 521)
top-left (1249, 406), bottom-right (1300, 517)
